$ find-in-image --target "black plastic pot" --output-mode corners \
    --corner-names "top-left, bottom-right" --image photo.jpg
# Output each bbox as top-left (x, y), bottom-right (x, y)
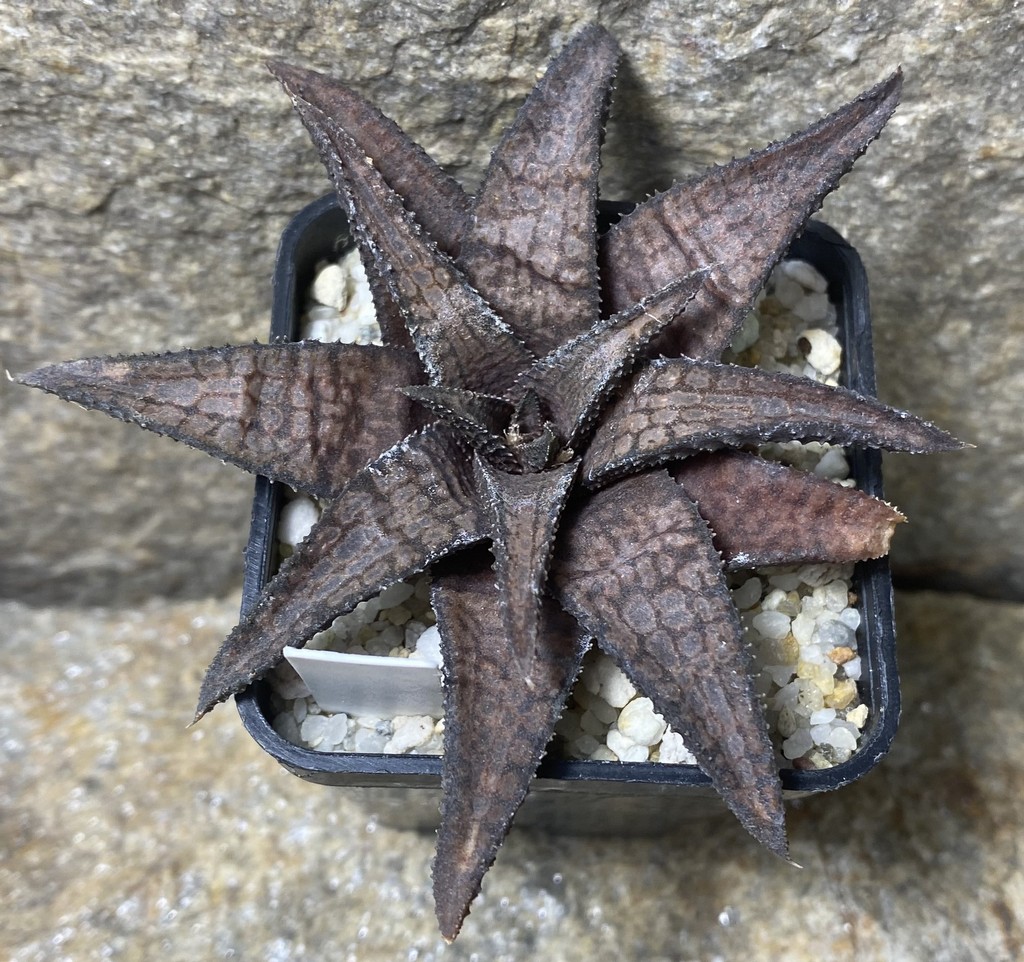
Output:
top-left (235, 193), bottom-right (900, 834)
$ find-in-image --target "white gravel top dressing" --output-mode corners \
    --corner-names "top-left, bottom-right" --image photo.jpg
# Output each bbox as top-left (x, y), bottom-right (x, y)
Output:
top-left (267, 247), bottom-right (869, 771)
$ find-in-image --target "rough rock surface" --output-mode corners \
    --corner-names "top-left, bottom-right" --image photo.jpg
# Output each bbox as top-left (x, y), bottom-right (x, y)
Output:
top-left (2, 0), bottom-right (1021, 603)
top-left (4, 590), bottom-right (1023, 960)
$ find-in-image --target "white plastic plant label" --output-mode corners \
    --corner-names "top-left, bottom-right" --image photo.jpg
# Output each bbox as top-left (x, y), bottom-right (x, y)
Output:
top-left (283, 646), bottom-right (444, 717)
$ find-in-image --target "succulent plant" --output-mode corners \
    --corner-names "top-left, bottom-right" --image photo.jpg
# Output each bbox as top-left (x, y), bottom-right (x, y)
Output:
top-left (20, 25), bottom-right (961, 941)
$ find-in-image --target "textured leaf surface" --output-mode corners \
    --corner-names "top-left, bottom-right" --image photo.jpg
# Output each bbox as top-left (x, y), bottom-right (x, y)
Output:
top-left (271, 60), bottom-right (471, 347)
top-left (584, 357), bottom-right (963, 485)
top-left (195, 426), bottom-right (485, 719)
top-left (599, 70), bottom-right (903, 359)
top-left (552, 471), bottom-right (787, 856)
top-left (287, 100), bottom-right (533, 391)
top-left (431, 561), bottom-right (588, 941)
top-left (269, 60), bottom-right (471, 251)
top-left (473, 456), bottom-right (580, 667)
top-left (401, 385), bottom-right (519, 470)
top-left (18, 343), bottom-right (426, 499)
top-left (674, 452), bottom-right (905, 566)
top-left (518, 270), bottom-right (706, 449)
top-left (457, 25), bottom-right (620, 356)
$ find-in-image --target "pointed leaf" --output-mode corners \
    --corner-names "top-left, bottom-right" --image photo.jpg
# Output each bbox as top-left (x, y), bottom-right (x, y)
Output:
top-left (195, 426), bottom-right (486, 719)
top-left (473, 456), bottom-right (580, 667)
top-left (600, 71), bottom-right (903, 360)
top-left (402, 385), bottom-right (519, 470)
top-left (552, 471), bottom-right (787, 857)
top-left (19, 343), bottom-right (426, 499)
top-left (431, 560), bottom-right (589, 941)
top-left (269, 61), bottom-right (471, 252)
top-left (271, 59), bottom-right (472, 350)
top-left (584, 356), bottom-right (963, 486)
top-left (285, 99), bottom-right (534, 391)
top-left (673, 452), bottom-right (905, 566)
top-left (517, 269), bottom-right (706, 448)
top-left (457, 25), bottom-right (620, 355)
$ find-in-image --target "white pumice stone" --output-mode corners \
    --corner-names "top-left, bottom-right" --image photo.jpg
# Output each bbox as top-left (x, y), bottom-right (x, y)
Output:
top-left (752, 610), bottom-right (791, 640)
top-left (572, 733), bottom-right (601, 758)
top-left (278, 496), bottom-right (321, 546)
top-left (616, 697), bottom-right (667, 746)
top-left (307, 303), bottom-right (340, 323)
top-left (303, 317), bottom-right (337, 342)
top-left (592, 652), bottom-right (625, 688)
top-left (818, 580), bottom-right (852, 612)
top-left (586, 696), bottom-right (620, 726)
top-left (826, 726), bottom-right (858, 753)
top-left (798, 325), bottom-right (839, 374)
top-left (782, 729), bottom-right (814, 760)
top-left (579, 710), bottom-right (607, 738)
top-left (606, 729), bottom-right (649, 762)
top-left (580, 666), bottom-right (603, 695)
top-left (773, 274), bottom-right (806, 309)
top-left (378, 581), bottom-right (415, 607)
top-left (320, 712), bottom-right (350, 748)
top-left (732, 576), bottom-right (762, 610)
top-left (312, 263), bottom-right (350, 310)
top-left (600, 667), bottom-right (637, 708)
top-left (793, 292), bottom-right (832, 325)
top-left (590, 746), bottom-right (617, 761)
top-left (839, 607), bottom-right (862, 631)
top-left (411, 625), bottom-right (442, 667)
top-left (386, 715), bottom-right (433, 753)
top-left (781, 259), bottom-right (829, 293)
top-left (728, 309), bottom-right (761, 353)
top-left (300, 713), bottom-right (329, 748)
top-left (657, 729), bottom-right (696, 765)
top-left (813, 446), bottom-right (850, 479)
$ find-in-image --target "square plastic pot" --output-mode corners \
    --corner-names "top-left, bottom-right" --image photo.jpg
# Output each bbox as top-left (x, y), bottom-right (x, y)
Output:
top-left (235, 194), bottom-right (901, 834)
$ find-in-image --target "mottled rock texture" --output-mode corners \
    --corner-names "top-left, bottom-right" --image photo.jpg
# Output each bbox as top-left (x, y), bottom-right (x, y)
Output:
top-left (2, 0), bottom-right (1021, 603)
top-left (4, 591), bottom-right (1023, 960)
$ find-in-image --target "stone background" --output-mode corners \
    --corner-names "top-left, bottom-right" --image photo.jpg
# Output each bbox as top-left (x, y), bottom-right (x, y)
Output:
top-left (3, 1), bottom-right (1022, 959)
top-left (2, 0), bottom-right (1022, 604)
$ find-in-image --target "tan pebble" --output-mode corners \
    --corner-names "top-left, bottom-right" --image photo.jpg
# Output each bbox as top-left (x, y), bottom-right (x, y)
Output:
top-left (805, 750), bottom-right (831, 770)
top-left (825, 679), bottom-right (858, 710)
top-left (774, 633), bottom-right (799, 664)
top-left (385, 605), bottom-right (412, 626)
top-left (776, 705), bottom-right (798, 738)
top-left (797, 660), bottom-right (836, 695)
top-left (828, 645), bottom-right (856, 665)
top-left (311, 263), bottom-right (349, 310)
top-left (846, 704), bottom-right (870, 729)
top-left (617, 697), bottom-right (667, 746)
top-left (798, 327), bottom-right (841, 373)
